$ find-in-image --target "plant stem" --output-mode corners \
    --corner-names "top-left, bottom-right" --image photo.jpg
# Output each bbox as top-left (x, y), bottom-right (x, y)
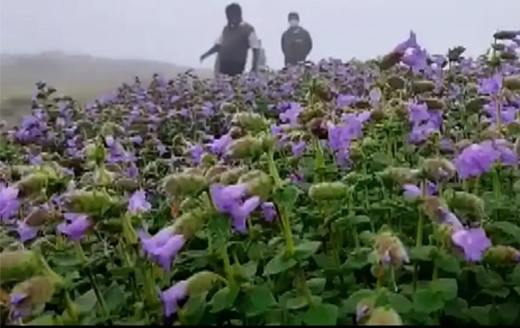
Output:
top-left (221, 246), bottom-right (234, 285)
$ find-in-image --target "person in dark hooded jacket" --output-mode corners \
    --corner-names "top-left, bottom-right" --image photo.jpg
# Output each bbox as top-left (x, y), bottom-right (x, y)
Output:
top-left (281, 12), bottom-right (313, 66)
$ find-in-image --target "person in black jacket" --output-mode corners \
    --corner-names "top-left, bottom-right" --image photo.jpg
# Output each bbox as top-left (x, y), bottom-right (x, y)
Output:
top-left (200, 3), bottom-right (260, 76)
top-left (281, 12), bottom-right (313, 66)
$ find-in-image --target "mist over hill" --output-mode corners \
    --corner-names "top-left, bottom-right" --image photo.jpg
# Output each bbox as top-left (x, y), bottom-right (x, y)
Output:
top-left (0, 51), bottom-right (213, 124)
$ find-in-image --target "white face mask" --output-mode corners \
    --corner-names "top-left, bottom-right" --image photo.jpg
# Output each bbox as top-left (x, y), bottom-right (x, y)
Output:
top-left (289, 20), bottom-right (299, 27)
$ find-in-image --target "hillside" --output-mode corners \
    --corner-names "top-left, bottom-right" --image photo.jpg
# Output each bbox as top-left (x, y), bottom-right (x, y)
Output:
top-left (0, 52), bottom-right (213, 125)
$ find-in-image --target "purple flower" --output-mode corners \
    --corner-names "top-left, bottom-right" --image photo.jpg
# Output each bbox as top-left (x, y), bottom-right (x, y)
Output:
top-left (210, 184), bottom-right (261, 233)
top-left (190, 144), bottom-right (204, 164)
top-left (439, 208), bottom-right (464, 231)
top-left (57, 213), bottom-right (91, 241)
top-left (127, 163), bottom-right (138, 178)
top-left (453, 141), bottom-right (512, 179)
top-left (393, 30), bottom-right (419, 53)
top-left (261, 202), bottom-right (277, 222)
top-left (9, 292), bottom-right (29, 319)
top-left (0, 185), bottom-right (20, 223)
top-left (230, 196), bottom-right (261, 233)
top-left (336, 94), bottom-right (359, 108)
top-left (149, 234), bottom-right (185, 270)
top-left (451, 228), bottom-right (492, 262)
top-left (291, 141), bottom-right (306, 157)
top-left (16, 221), bottom-right (38, 242)
top-left (157, 144), bottom-right (167, 156)
top-left (105, 135), bottom-right (115, 147)
top-left (478, 75), bottom-right (502, 96)
top-left (160, 280), bottom-right (189, 316)
top-left (128, 190), bottom-right (151, 215)
top-left (279, 102), bottom-right (303, 126)
top-left (209, 133), bottom-right (232, 155)
top-left (210, 184), bottom-right (248, 213)
top-left (129, 136), bottom-right (143, 145)
top-left (402, 181), bottom-right (437, 199)
top-left (138, 226), bottom-right (175, 257)
top-left (402, 47), bottom-right (428, 74)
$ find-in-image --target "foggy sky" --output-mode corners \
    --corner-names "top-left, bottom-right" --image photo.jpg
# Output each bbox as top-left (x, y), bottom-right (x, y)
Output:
top-left (1, 0), bottom-right (519, 69)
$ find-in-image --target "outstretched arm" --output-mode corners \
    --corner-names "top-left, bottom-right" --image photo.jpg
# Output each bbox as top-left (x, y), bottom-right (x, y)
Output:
top-left (200, 34), bottom-right (223, 62)
top-left (249, 30), bottom-right (261, 72)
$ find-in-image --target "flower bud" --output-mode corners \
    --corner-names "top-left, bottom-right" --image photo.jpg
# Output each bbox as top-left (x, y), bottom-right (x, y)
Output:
top-left (373, 231), bottom-right (409, 267)
top-left (238, 170), bottom-right (272, 201)
top-left (93, 166), bottom-right (115, 187)
top-left (480, 128), bottom-right (502, 141)
top-left (163, 173), bottom-right (209, 198)
top-left (219, 101), bottom-right (237, 113)
top-left (84, 143), bottom-right (106, 163)
top-left (483, 245), bottom-right (519, 265)
top-left (15, 172), bottom-right (49, 197)
top-left (420, 196), bottom-right (447, 223)
top-left (200, 153), bottom-right (217, 168)
top-left (204, 165), bottom-right (229, 182)
top-left (10, 276), bottom-right (56, 318)
top-left (503, 74), bottom-right (520, 91)
top-left (24, 205), bottom-right (52, 227)
top-left (506, 122), bottom-right (520, 137)
top-left (220, 167), bottom-right (248, 185)
top-left (422, 98), bottom-right (445, 111)
top-left (500, 52), bottom-right (517, 61)
top-left (387, 75), bottom-right (406, 90)
top-left (115, 178), bottom-right (139, 191)
top-left (63, 189), bottom-right (117, 217)
top-left (308, 181), bottom-right (347, 201)
top-left (465, 97), bottom-right (489, 113)
top-left (421, 158), bottom-right (456, 181)
top-left (186, 271), bottom-right (221, 295)
top-left (379, 51), bottom-right (403, 70)
top-left (447, 46), bottom-right (466, 62)
top-left (454, 139), bottom-right (473, 153)
top-left (447, 191), bottom-right (486, 219)
top-left (493, 30), bottom-right (520, 40)
top-left (100, 122), bottom-right (125, 137)
top-left (365, 307), bottom-right (403, 326)
top-left (233, 112), bottom-right (269, 133)
top-left (412, 80), bottom-right (436, 93)
top-left (172, 208), bottom-right (209, 238)
top-left (225, 136), bottom-right (264, 160)
top-left (0, 251), bottom-right (40, 284)
top-left (380, 167), bottom-right (420, 185)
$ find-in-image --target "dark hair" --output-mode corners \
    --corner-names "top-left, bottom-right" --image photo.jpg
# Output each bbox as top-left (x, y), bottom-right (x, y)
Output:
top-left (226, 3), bottom-right (242, 17)
top-left (288, 12), bottom-right (299, 21)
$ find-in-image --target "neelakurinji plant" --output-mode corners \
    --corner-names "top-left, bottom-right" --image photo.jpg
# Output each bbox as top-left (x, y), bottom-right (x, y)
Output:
top-left (0, 29), bottom-right (520, 326)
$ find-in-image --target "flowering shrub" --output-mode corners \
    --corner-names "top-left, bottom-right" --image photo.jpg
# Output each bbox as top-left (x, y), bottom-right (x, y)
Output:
top-left (1, 30), bottom-right (520, 326)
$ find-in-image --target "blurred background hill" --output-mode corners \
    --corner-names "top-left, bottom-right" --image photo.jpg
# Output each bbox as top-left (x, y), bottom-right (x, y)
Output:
top-left (0, 51), bottom-right (213, 125)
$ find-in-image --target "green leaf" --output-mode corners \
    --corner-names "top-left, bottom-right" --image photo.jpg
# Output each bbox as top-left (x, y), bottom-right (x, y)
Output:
top-left (74, 289), bottom-right (98, 314)
top-left (409, 246), bottom-right (435, 262)
top-left (313, 254), bottom-right (336, 270)
top-left (510, 265), bottom-right (520, 285)
top-left (294, 240), bottom-right (322, 261)
top-left (264, 253), bottom-right (297, 276)
top-left (475, 266), bottom-right (504, 288)
top-left (236, 261), bottom-right (258, 280)
top-left (514, 287), bottom-right (520, 296)
top-left (208, 215), bottom-right (231, 251)
top-left (273, 184), bottom-right (301, 208)
top-left (243, 285), bottom-right (277, 317)
top-left (342, 289), bottom-right (375, 313)
top-left (496, 302), bottom-right (520, 325)
top-left (444, 298), bottom-right (468, 319)
top-left (469, 305), bottom-right (493, 325)
top-left (487, 221), bottom-right (520, 242)
top-left (433, 278), bottom-right (457, 301)
top-left (103, 282), bottom-right (126, 312)
top-left (350, 215), bottom-right (371, 225)
top-left (285, 296), bottom-right (308, 310)
top-left (434, 253), bottom-right (461, 275)
top-left (306, 278), bottom-right (327, 294)
top-left (302, 303), bottom-right (338, 326)
top-left (342, 251), bottom-right (369, 270)
top-left (26, 315), bottom-right (56, 326)
top-left (386, 292), bottom-right (413, 314)
top-left (412, 288), bottom-right (444, 313)
top-left (210, 285), bottom-right (239, 313)
top-left (181, 293), bottom-right (207, 325)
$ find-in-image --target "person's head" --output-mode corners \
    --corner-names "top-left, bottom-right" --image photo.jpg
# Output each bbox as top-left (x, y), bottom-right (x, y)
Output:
top-left (226, 3), bottom-right (242, 27)
top-left (288, 12), bottom-right (300, 27)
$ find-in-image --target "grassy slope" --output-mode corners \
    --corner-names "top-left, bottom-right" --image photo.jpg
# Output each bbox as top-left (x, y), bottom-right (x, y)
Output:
top-left (0, 52), bottom-right (213, 125)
